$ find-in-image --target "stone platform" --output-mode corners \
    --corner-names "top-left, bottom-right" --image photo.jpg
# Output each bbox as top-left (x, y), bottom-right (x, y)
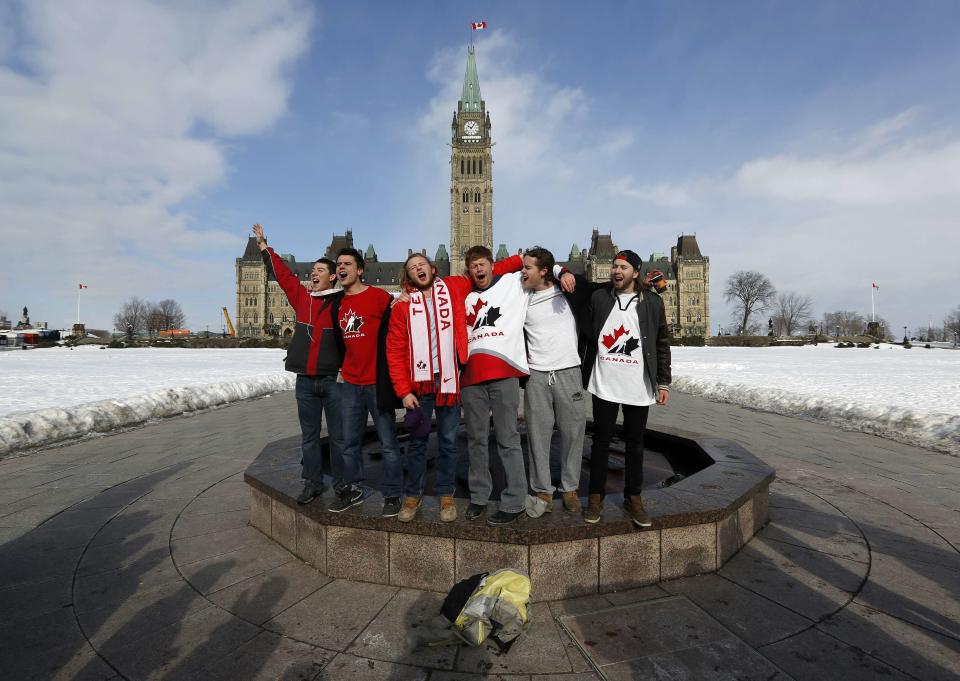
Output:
top-left (245, 425), bottom-right (774, 600)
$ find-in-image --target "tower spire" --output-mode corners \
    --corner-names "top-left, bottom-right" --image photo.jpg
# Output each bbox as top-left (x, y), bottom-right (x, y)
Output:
top-left (460, 45), bottom-right (482, 113)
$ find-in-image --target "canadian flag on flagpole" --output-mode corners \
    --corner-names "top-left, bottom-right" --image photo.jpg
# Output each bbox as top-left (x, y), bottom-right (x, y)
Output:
top-left (79, 283), bottom-right (88, 289)
top-left (471, 21), bottom-right (487, 30)
top-left (872, 282), bottom-right (879, 290)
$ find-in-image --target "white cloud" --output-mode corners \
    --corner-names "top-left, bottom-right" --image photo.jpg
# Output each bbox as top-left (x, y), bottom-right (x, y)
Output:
top-left (607, 177), bottom-right (694, 207)
top-left (0, 0), bottom-right (314, 328)
top-left (736, 122), bottom-right (960, 205)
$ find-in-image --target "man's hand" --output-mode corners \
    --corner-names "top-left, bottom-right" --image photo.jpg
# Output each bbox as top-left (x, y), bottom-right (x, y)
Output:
top-left (656, 388), bottom-right (670, 406)
top-left (560, 271), bottom-right (576, 293)
top-left (252, 223), bottom-right (267, 251)
top-left (395, 291), bottom-right (411, 305)
top-left (402, 393), bottom-right (420, 410)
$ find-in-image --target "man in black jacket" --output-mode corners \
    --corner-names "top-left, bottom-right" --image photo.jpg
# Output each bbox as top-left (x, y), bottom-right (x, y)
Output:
top-left (252, 224), bottom-right (344, 506)
top-left (581, 250), bottom-right (671, 526)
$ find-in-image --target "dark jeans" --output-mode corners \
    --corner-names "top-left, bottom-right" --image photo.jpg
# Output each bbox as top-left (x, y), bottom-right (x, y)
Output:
top-left (295, 374), bottom-right (344, 486)
top-left (405, 392), bottom-right (461, 497)
top-left (589, 395), bottom-right (649, 498)
top-left (340, 382), bottom-right (402, 497)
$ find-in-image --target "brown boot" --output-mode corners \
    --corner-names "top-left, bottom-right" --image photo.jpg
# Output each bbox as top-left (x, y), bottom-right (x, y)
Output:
top-left (536, 491), bottom-right (553, 513)
top-left (584, 494), bottom-right (603, 524)
top-left (398, 496), bottom-right (421, 522)
top-left (439, 495), bottom-right (457, 522)
top-left (562, 491), bottom-right (582, 513)
top-left (624, 495), bottom-right (652, 527)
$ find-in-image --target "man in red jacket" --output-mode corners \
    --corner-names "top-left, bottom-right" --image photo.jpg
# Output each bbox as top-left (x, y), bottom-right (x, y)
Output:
top-left (386, 251), bottom-right (527, 522)
top-left (252, 224), bottom-right (344, 506)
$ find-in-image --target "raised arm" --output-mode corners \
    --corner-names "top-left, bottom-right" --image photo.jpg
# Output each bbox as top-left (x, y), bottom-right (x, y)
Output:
top-left (252, 223), bottom-right (307, 309)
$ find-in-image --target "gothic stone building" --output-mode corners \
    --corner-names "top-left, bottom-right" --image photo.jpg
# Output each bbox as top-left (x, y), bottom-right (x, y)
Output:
top-left (235, 46), bottom-right (710, 339)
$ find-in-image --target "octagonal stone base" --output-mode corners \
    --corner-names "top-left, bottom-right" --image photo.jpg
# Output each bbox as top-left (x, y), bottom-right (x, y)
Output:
top-left (246, 426), bottom-right (773, 601)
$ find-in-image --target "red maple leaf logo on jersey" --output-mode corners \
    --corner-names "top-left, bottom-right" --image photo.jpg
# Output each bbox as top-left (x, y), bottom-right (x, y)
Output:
top-left (465, 298), bottom-right (487, 327)
top-left (602, 325), bottom-right (640, 355)
top-left (602, 325), bottom-right (629, 349)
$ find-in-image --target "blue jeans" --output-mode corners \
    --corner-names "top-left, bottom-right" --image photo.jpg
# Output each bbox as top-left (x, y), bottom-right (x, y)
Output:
top-left (340, 382), bottom-right (402, 497)
top-left (405, 392), bottom-right (461, 497)
top-left (295, 374), bottom-right (344, 486)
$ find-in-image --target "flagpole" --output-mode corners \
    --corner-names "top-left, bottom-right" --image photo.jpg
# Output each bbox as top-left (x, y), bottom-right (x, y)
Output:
top-left (871, 285), bottom-right (875, 322)
top-left (77, 286), bottom-right (81, 324)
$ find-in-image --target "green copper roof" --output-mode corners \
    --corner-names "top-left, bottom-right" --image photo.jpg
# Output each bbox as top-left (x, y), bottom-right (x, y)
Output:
top-left (435, 243), bottom-right (449, 261)
top-left (569, 243), bottom-right (581, 259)
top-left (496, 243), bottom-right (509, 260)
top-left (460, 46), bottom-right (482, 112)
top-left (365, 244), bottom-right (377, 261)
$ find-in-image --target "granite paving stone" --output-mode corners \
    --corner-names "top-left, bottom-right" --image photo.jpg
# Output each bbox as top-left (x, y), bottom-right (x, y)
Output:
top-left (206, 558), bottom-right (331, 625)
top-left (760, 628), bottom-right (916, 681)
top-left (816, 601), bottom-right (960, 681)
top-left (263, 579), bottom-right (398, 650)
top-left (347, 588), bottom-right (457, 670)
top-left (661, 573), bottom-right (813, 647)
top-left (198, 630), bottom-right (332, 681)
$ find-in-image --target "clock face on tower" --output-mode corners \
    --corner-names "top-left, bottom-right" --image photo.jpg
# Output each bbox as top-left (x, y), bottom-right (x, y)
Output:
top-left (463, 120), bottom-right (480, 137)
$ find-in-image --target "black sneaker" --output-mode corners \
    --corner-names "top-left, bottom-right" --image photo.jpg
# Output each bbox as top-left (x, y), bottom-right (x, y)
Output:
top-left (382, 496), bottom-right (402, 518)
top-left (328, 486), bottom-right (364, 513)
top-left (465, 503), bottom-right (487, 521)
top-left (296, 481), bottom-right (325, 505)
top-left (486, 510), bottom-right (523, 526)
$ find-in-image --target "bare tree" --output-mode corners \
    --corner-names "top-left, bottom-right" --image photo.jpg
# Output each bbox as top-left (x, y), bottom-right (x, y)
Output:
top-left (772, 292), bottom-right (813, 336)
top-left (823, 310), bottom-right (866, 336)
top-left (157, 299), bottom-right (186, 330)
top-left (724, 270), bottom-right (776, 335)
top-left (944, 306), bottom-right (960, 339)
top-left (113, 297), bottom-right (149, 335)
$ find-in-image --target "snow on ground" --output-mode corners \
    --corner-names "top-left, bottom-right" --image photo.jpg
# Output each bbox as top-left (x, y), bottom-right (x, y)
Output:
top-left (1, 342), bottom-right (958, 457)
top-left (672, 344), bottom-right (960, 455)
top-left (0, 346), bottom-right (291, 455)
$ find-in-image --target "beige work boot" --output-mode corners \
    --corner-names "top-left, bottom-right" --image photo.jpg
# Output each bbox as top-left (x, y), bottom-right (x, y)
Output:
top-left (623, 495), bottom-right (652, 527)
top-left (439, 495), bottom-right (457, 522)
top-left (398, 496), bottom-right (421, 522)
top-left (584, 494), bottom-right (603, 524)
top-left (536, 491), bottom-right (553, 513)
top-left (562, 491), bottom-right (582, 513)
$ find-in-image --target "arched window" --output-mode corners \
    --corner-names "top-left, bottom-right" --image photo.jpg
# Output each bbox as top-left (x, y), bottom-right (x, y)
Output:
top-left (463, 191), bottom-right (468, 203)
top-left (474, 191), bottom-right (480, 202)
top-left (472, 159), bottom-right (477, 174)
top-left (460, 159), bottom-right (464, 175)
top-left (479, 159), bottom-right (483, 175)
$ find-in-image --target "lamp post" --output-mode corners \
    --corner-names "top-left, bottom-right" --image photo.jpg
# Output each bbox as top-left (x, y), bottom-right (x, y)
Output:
top-left (903, 326), bottom-right (908, 344)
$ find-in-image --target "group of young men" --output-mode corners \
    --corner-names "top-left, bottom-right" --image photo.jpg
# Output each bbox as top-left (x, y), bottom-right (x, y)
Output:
top-left (252, 222), bottom-right (671, 528)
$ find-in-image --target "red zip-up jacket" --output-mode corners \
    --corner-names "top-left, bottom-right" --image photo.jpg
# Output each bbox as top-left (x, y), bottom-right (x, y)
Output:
top-left (386, 256), bottom-right (522, 401)
top-left (262, 248), bottom-right (343, 376)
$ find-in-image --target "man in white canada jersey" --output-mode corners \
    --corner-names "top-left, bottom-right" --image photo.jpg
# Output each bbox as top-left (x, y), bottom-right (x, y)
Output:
top-left (459, 245), bottom-right (573, 526)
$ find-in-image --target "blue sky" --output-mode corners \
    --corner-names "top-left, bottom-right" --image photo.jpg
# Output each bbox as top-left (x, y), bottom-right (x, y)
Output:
top-left (2, 1), bottom-right (959, 335)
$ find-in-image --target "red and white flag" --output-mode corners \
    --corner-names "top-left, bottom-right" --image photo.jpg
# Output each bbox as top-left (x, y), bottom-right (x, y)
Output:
top-left (78, 283), bottom-right (88, 289)
top-left (471, 21), bottom-right (486, 30)
top-left (872, 282), bottom-right (879, 290)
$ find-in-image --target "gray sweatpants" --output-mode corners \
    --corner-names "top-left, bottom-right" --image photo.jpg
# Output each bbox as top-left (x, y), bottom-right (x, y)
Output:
top-left (524, 367), bottom-right (586, 494)
top-left (461, 377), bottom-right (528, 513)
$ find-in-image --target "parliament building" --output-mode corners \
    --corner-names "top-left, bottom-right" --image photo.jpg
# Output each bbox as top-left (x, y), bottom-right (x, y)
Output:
top-left (236, 47), bottom-right (710, 339)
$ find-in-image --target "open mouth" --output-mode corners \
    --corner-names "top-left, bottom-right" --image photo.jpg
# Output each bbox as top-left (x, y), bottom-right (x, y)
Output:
top-left (338, 271), bottom-right (348, 281)
top-left (417, 271), bottom-right (428, 283)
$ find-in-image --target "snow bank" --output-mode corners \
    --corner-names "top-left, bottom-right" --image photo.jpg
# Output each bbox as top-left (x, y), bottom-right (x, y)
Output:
top-left (672, 344), bottom-right (960, 455)
top-left (0, 346), bottom-right (292, 455)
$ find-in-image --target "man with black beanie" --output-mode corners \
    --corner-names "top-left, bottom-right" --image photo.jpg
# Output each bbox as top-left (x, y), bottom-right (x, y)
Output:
top-left (582, 250), bottom-right (671, 526)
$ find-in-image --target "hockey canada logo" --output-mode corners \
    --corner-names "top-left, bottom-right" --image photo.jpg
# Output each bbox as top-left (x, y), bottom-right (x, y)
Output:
top-left (340, 309), bottom-right (364, 334)
top-left (601, 325), bottom-right (640, 363)
top-left (466, 298), bottom-right (501, 330)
